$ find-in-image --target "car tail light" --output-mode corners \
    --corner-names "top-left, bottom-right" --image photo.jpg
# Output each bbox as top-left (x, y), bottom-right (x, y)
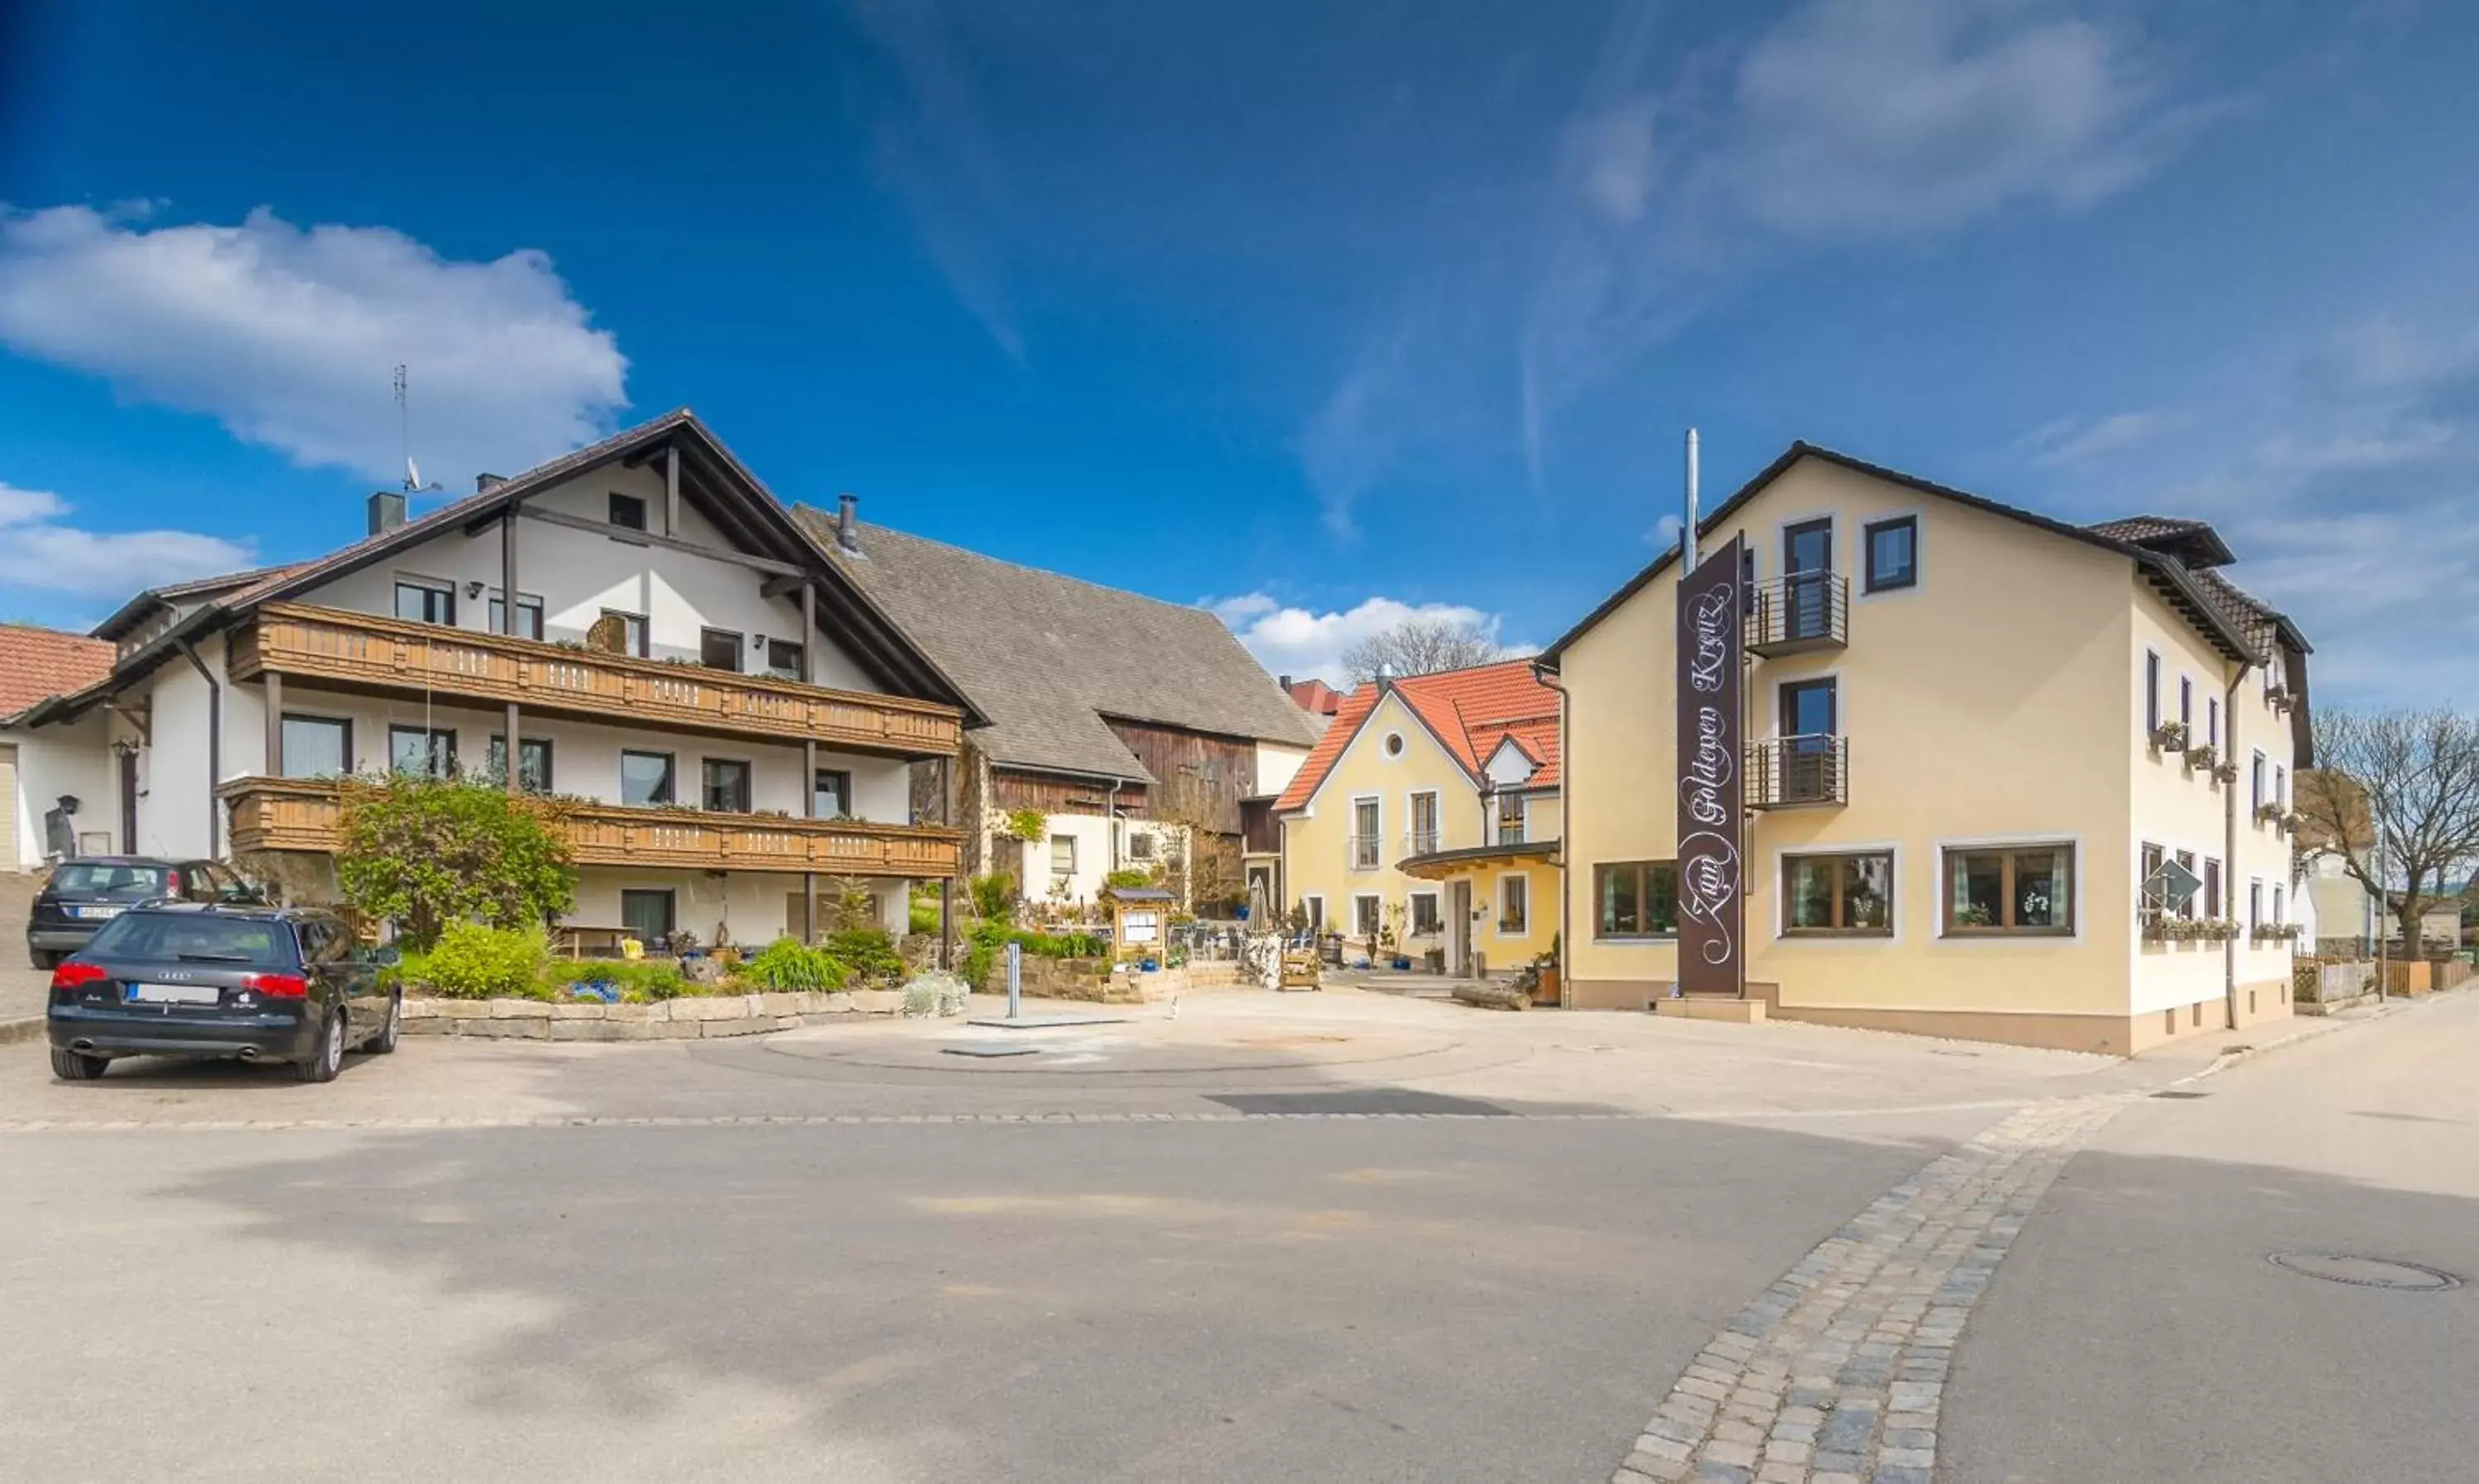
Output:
top-left (241, 972), bottom-right (311, 997)
top-left (51, 962), bottom-right (110, 991)
top-left (165, 870), bottom-right (183, 896)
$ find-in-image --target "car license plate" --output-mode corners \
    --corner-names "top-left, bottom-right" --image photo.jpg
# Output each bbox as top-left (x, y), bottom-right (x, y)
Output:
top-left (128, 982), bottom-right (221, 1006)
top-left (72, 905), bottom-right (125, 920)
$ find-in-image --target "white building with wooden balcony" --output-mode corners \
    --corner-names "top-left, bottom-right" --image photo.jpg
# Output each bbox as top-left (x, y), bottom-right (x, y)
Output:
top-left (8, 411), bottom-right (980, 950)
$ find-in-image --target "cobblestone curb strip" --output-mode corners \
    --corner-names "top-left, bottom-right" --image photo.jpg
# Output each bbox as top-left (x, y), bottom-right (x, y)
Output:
top-left (0, 1109), bottom-right (1668, 1134)
top-left (402, 990), bottom-right (910, 1040)
top-left (1611, 1096), bottom-right (2125, 1484)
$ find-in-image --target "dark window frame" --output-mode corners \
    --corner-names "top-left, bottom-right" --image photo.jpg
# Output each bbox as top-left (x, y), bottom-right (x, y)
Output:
top-left (619, 887), bottom-right (676, 942)
top-left (1943, 842), bottom-right (2077, 937)
top-left (766, 637), bottom-right (807, 681)
top-left (2202, 857), bottom-right (2223, 920)
top-left (620, 749), bottom-right (677, 806)
top-left (1498, 873), bottom-right (1528, 934)
top-left (608, 492), bottom-right (649, 531)
top-left (1781, 850), bottom-right (1895, 936)
top-left (813, 768), bottom-right (854, 819)
top-left (1408, 890), bottom-right (1442, 937)
top-left (487, 734), bottom-right (555, 795)
top-left (487, 592), bottom-right (545, 641)
top-left (600, 608), bottom-right (649, 659)
top-left (2180, 675), bottom-right (2193, 729)
top-left (2174, 849), bottom-right (2199, 919)
top-left (2144, 651), bottom-right (2161, 735)
top-left (701, 757), bottom-right (754, 813)
top-left (1861, 515), bottom-right (1918, 593)
top-left (1593, 859), bottom-right (1681, 939)
top-left (699, 627), bottom-right (745, 673)
top-left (393, 577), bottom-right (455, 627)
top-left (387, 724), bottom-right (458, 778)
top-left (278, 712), bottom-right (354, 779)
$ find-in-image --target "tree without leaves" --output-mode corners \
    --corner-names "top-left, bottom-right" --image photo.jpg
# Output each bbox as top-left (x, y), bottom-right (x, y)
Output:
top-left (2296, 707), bottom-right (2479, 958)
top-left (1339, 616), bottom-right (1503, 684)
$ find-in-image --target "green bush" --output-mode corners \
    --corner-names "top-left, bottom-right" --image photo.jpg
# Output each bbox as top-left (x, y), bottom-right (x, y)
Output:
top-left (1102, 866), bottom-right (1157, 892)
top-left (741, 937), bottom-right (852, 992)
top-left (1016, 929), bottom-right (1106, 958)
top-left (962, 919), bottom-right (1009, 986)
top-left (1003, 808), bottom-right (1048, 844)
top-left (335, 775), bottom-right (575, 949)
top-left (543, 958), bottom-right (692, 1001)
top-left (909, 895), bottom-right (941, 935)
top-left (825, 928), bottom-right (906, 985)
top-left (968, 872), bottom-right (1017, 920)
top-left (401, 922), bottom-right (550, 1000)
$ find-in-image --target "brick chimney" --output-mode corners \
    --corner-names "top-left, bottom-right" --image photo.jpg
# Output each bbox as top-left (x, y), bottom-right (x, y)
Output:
top-left (367, 491), bottom-right (407, 535)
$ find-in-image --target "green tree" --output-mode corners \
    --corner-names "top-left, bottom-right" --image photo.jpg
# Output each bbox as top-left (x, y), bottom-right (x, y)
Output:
top-left (336, 775), bottom-right (576, 949)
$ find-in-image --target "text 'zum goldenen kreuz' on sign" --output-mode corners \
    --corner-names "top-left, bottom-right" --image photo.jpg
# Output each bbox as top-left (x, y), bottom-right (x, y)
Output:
top-left (1676, 534), bottom-right (1744, 995)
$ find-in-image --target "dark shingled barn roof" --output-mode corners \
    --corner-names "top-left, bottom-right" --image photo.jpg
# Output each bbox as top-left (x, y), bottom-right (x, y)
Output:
top-left (790, 511), bottom-right (1320, 784)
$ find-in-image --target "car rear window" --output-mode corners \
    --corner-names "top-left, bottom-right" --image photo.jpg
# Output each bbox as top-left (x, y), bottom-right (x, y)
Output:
top-left (49, 863), bottom-right (172, 899)
top-left (83, 912), bottom-right (296, 967)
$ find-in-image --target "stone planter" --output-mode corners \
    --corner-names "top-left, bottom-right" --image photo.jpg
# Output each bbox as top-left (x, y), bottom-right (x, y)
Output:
top-left (402, 989), bottom-right (878, 1041)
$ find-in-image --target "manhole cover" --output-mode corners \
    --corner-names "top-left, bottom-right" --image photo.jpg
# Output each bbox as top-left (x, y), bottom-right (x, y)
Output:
top-left (2151, 1090), bottom-right (2210, 1099)
top-left (2267, 1252), bottom-right (2462, 1291)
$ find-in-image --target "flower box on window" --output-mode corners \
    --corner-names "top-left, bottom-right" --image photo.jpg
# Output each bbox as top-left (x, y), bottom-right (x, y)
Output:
top-left (2254, 802), bottom-right (2287, 825)
top-left (2251, 922), bottom-right (2302, 944)
top-left (2150, 721), bottom-right (2189, 753)
top-left (2213, 763), bottom-right (2239, 784)
top-left (2185, 743), bottom-right (2218, 771)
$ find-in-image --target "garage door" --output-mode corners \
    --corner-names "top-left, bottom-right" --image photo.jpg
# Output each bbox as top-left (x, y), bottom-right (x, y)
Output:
top-left (0, 744), bottom-right (17, 872)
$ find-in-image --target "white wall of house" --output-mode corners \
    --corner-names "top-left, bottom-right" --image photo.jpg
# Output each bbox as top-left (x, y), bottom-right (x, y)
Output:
top-left (567, 867), bottom-right (912, 943)
top-left (1254, 741), bottom-right (1310, 799)
top-left (994, 808), bottom-right (1184, 911)
top-left (3, 718), bottom-right (114, 868)
top-left (307, 463), bottom-right (879, 692)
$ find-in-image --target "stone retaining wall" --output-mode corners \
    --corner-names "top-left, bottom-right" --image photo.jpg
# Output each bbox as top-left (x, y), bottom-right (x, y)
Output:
top-left (973, 958), bottom-right (1246, 1005)
top-left (403, 989), bottom-right (906, 1041)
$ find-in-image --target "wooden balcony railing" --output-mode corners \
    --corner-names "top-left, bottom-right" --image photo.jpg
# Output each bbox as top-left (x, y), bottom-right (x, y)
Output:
top-left (219, 777), bottom-right (961, 878)
top-left (231, 603), bottom-right (962, 757)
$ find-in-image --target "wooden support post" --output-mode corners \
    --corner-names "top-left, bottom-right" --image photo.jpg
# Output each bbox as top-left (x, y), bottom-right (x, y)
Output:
top-left (506, 702), bottom-right (522, 796)
top-left (502, 511), bottom-right (523, 796)
top-left (664, 444), bottom-right (681, 538)
top-left (264, 671), bottom-right (283, 777)
top-left (940, 877), bottom-right (953, 971)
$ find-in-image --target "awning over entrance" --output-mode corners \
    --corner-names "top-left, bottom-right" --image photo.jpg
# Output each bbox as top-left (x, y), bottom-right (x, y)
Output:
top-left (1397, 840), bottom-right (1561, 880)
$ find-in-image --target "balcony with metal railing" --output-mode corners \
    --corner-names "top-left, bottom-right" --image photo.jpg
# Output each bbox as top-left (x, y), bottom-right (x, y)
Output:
top-left (1747, 573), bottom-right (1849, 657)
top-left (1747, 735), bottom-right (1849, 809)
top-left (1348, 833), bottom-right (1382, 870)
top-left (1404, 828), bottom-right (1441, 858)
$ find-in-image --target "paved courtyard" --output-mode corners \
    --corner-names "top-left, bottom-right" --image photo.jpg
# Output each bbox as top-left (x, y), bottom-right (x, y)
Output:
top-left (2, 983), bottom-right (2458, 1482)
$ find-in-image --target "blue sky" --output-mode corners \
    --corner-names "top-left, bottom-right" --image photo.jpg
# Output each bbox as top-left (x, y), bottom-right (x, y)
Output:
top-left (2, 1), bottom-right (2475, 697)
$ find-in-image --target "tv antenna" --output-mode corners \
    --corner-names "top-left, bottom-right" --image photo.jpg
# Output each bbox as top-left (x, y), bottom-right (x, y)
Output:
top-left (393, 364), bottom-right (443, 494)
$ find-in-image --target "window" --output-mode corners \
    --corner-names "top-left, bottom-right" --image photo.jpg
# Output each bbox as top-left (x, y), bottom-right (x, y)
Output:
top-left (1302, 895), bottom-right (1325, 935)
top-left (1408, 791), bottom-right (1440, 854)
top-left (1783, 517), bottom-right (1834, 640)
top-left (394, 578), bottom-right (454, 627)
top-left (1382, 732), bottom-right (1404, 757)
top-left (279, 715), bottom-right (351, 778)
top-left (2139, 841), bottom-right (2165, 907)
top-left (1128, 832), bottom-right (1155, 861)
top-left (2249, 879), bottom-right (2264, 930)
top-left (1943, 843), bottom-right (2075, 935)
top-left (2252, 751), bottom-right (2267, 811)
top-left (2203, 858), bottom-right (2224, 919)
top-left (487, 735), bottom-right (554, 794)
top-left (1352, 797), bottom-right (1380, 868)
top-left (2180, 676), bottom-right (2192, 729)
top-left (1354, 894), bottom-right (1382, 938)
top-left (1049, 835), bottom-right (1077, 894)
top-left (2174, 850), bottom-right (2198, 919)
top-left (2272, 885), bottom-right (2285, 925)
top-left (1496, 794), bottom-right (1526, 845)
top-left (1595, 860), bottom-right (1680, 939)
top-left (813, 768), bottom-right (852, 818)
top-left (1499, 873), bottom-right (1529, 934)
top-left (388, 725), bottom-right (456, 778)
top-left (609, 492), bottom-right (648, 530)
top-left (619, 888), bottom-right (674, 944)
top-left (598, 609), bottom-right (649, 658)
top-left (1863, 516), bottom-right (1917, 592)
top-left (2208, 696), bottom-right (2220, 749)
top-left (1410, 892), bottom-right (1442, 936)
top-left (2144, 651), bottom-right (2161, 735)
top-left (766, 638), bottom-right (806, 681)
top-left (621, 750), bottom-right (675, 806)
top-left (702, 758), bottom-right (752, 812)
top-left (487, 593), bottom-right (545, 641)
top-left (1782, 852), bottom-right (1893, 935)
top-left (700, 628), bottom-right (745, 672)
top-left (2274, 764), bottom-right (2287, 809)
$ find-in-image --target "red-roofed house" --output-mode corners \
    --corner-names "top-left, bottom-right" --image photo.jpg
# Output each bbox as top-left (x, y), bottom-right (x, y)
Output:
top-left (0, 624), bottom-right (118, 870)
top-left (1273, 659), bottom-right (1561, 976)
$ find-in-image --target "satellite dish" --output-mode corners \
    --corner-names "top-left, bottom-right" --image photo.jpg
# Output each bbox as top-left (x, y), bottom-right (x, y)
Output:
top-left (405, 455), bottom-right (422, 490)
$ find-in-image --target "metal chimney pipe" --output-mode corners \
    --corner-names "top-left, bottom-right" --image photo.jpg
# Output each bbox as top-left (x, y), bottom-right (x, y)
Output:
top-left (835, 492), bottom-right (861, 554)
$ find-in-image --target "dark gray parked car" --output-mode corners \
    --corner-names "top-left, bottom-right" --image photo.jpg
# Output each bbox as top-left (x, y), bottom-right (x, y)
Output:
top-left (26, 857), bottom-right (263, 968)
top-left (45, 904), bottom-right (399, 1083)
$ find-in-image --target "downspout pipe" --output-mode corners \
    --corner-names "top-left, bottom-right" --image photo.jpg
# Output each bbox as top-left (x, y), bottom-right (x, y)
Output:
top-left (176, 639), bottom-right (221, 857)
top-left (2223, 661), bottom-right (2248, 1033)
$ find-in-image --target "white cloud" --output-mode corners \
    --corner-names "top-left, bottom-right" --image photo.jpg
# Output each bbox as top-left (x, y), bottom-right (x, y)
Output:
top-left (2022, 410), bottom-right (2172, 466)
top-left (0, 204), bottom-right (628, 487)
top-left (0, 480), bottom-right (254, 599)
top-left (1205, 592), bottom-right (1530, 685)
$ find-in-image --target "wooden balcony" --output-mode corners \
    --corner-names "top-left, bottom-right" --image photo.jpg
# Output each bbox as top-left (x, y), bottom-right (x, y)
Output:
top-left (231, 603), bottom-right (962, 758)
top-left (219, 777), bottom-right (961, 878)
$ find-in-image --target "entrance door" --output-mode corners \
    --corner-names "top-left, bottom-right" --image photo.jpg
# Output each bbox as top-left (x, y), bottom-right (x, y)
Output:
top-left (619, 889), bottom-right (676, 949)
top-left (119, 750), bottom-right (139, 854)
top-left (1780, 678), bottom-right (1838, 803)
top-left (1447, 880), bottom-right (1473, 977)
top-left (1783, 518), bottom-right (1834, 642)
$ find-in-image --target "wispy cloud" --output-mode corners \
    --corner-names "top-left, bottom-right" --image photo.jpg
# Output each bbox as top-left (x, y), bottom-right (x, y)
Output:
top-left (1205, 592), bottom-right (1531, 685)
top-left (0, 479), bottom-right (253, 600)
top-left (2022, 410), bottom-right (2174, 466)
top-left (845, 0), bottom-right (1025, 366)
top-left (0, 203), bottom-right (627, 488)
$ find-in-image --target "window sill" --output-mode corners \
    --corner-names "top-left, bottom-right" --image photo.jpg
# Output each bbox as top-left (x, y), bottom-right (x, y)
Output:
top-left (1939, 927), bottom-right (2076, 939)
top-left (1780, 929), bottom-right (1895, 939)
top-left (1594, 934), bottom-right (1678, 944)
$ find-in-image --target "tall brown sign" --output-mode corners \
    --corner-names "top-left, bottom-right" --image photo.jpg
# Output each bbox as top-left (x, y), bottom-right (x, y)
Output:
top-left (1676, 534), bottom-right (1744, 996)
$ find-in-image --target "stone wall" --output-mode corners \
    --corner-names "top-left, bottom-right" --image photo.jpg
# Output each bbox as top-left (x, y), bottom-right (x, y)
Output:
top-left (973, 957), bottom-right (1247, 1004)
top-left (402, 988), bottom-right (906, 1041)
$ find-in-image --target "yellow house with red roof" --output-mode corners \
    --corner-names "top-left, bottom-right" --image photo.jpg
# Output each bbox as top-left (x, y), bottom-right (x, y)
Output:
top-left (1273, 659), bottom-right (1561, 975)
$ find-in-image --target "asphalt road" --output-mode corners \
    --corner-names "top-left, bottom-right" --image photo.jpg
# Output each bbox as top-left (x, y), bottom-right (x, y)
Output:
top-left (1946, 990), bottom-right (2479, 1483)
top-left (0, 1100), bottom-right (1983, 1482)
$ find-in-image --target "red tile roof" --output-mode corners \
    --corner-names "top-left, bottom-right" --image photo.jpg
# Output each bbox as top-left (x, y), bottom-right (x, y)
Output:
top-left (1286, 677), bottom-right (1344, 716)
top-left (1273, 659), bottom-right (1559, 812)
top-left (0, 625), bottom-right (114, 720)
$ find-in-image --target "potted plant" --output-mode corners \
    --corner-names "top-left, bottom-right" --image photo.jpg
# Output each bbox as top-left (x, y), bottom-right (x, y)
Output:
top-left (2185, 743), bottom-right (2218, 770)
top-left (2213, 762), bottom-right (2240, 784)
top-left (2150, 720), bottom-right (2188, 752)
top-left (2255, 801), bottom-right (2287, 824)
top-left (1530, 933), bottom-right (1563, 1006)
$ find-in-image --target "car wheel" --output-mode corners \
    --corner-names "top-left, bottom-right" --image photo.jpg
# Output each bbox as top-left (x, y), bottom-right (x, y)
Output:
top-left (365, 992), bottom-right (402, 1054)
top-left (30, 949), bottom-right (59, 971)
top-left (294, 1009), bottom-right (345, 1084)
top-left (49, 1047), bottom-right (108, 1082)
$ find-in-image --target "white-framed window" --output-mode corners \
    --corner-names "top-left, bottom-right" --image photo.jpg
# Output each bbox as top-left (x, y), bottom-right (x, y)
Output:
top-left (2275, 763), bottom-right (2287, 809)
top-left (1496, 794), bottom-right (1528, 845)
top-left (2252, 751), bottom-right (2267, 811)
top-left (1352, 892), bottom-right (1382, 938)
top-left (1049, 835), bottom-right (1077, 895)
top-left (1408, 890), bottom-right (1442, 937)
top-left (1350, 795), bottom-right (1381, 869)
top-left (2207, 697), bottom-right (2220, 749)
top-left (2249, 879), bottom-right (2263, 930)
top-left (2272, 884), bottom-right (2285, 925)
top-left (1128, 832), bottom-right (1154, 861)
top-left (1499, 873), bottom-right (1529, 934)
top-left (1406, 790), bottom-right (1440, 855)
top-left (1301, 894), bottom-right (1325, 935)
top-left (2179, 675), bottom-right (2192, 730)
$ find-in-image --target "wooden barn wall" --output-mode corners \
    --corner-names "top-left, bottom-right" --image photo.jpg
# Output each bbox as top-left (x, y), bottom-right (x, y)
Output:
top-left (988, 768), bottom-right (1153, 816)
top-left (1101, 719), bottom-right (1257, 834)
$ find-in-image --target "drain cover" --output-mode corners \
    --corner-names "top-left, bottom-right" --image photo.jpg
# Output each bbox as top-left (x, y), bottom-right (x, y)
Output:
top-left (2268, 1252), bottom-right (2462, 1291)
top-left (2151, 1090), bottom-right (2210, 1099)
